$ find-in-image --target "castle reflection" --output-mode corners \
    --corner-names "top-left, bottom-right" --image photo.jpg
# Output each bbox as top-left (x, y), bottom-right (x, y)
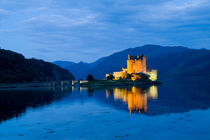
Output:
top-left (106, 86), bottom-right (158, 114)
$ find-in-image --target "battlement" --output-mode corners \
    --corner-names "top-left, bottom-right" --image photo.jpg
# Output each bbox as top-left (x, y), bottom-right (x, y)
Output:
top-left (127, 54), bottom-right (146, 74)
top-left (128, 54), bottom-right (145, 60)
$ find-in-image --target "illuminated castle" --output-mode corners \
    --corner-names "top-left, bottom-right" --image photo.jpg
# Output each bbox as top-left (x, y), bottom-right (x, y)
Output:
top-left (106, 54), bottom-right (157, 81)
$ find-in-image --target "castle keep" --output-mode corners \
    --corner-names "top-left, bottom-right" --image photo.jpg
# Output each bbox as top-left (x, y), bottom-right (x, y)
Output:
top-left (106, 55), bottom-right (157, 81)
top-left (127, 55), bottom-right (146, 74)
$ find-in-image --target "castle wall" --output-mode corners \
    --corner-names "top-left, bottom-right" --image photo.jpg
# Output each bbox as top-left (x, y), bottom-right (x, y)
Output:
top-left (127, 59), bottom-right (134, 74)
top-left (113, 71), bottom-right (122, 79)
top-left (134, 59), bottom-right (142, 73)
top-left (142, 56), bottom-right (147, 73)
top-left (146, 69), bottom-right (157, 81)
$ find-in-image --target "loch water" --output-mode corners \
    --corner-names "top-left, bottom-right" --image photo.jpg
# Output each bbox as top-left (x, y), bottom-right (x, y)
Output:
top-left (0, 82), bottom-right (210, 140)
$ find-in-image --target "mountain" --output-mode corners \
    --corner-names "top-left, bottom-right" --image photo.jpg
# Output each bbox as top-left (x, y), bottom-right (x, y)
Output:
top-left (55, 44), bottom-right (210, 81)
top-left (54, 57), bottom-right (105, 80)
top-left (0, 49), bottom-right (75, 83)
top-left (83, 45), bottom-right (190, 80)
top-left (149, 49), bottom-right (210, 81)
top-left (68, 62), bottom-right (91, 80)
top-left (53, 61), bottom-right (75, 69)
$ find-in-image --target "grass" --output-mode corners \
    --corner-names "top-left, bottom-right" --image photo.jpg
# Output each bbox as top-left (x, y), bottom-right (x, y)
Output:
top-left (80, 79), bottom-right (160, 87)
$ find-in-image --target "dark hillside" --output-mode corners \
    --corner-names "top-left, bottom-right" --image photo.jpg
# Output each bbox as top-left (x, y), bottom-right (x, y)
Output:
top-left (149, 49), bottom-right (210, 81)
top-left (0, 49), bottom-right (75, 83)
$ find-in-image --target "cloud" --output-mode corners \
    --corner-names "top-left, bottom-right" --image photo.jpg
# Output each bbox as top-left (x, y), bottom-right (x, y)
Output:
top-left (131, 0), bottom-right (210, 23)
top-left (0, 8), bottom-right (8, 14)
top-left (23, 8), bottom-right (100, 28)
top-left (166, 0), bottom-right (207, 10)
top-left (0, 0), bottom-right (210, 62)
top-left (0, 8), bottom-right (10, 19)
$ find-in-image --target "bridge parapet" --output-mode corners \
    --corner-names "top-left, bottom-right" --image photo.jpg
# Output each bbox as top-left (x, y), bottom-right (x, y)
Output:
top-left (79, 80), bottom-right (88, 84)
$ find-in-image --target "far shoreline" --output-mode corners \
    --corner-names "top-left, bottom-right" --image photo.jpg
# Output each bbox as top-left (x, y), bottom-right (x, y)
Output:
top-left (80, 79), bottom-right (161, 87)
top-left (0, 79), bottom-right (161, 89)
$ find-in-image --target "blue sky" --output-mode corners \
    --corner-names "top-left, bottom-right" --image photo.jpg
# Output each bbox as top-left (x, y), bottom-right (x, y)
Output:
top-left (0, 0), bottom-right (210, 62)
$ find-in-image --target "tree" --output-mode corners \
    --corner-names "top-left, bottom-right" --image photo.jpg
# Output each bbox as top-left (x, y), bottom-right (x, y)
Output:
top-left (125, 74), bottom-right (132, 80)
top-left (106, 74), bottom-right (115, 80)
top-left (109, 74), bottom-right (115, 80)
top-left (87, 74), bottom-right (94, 81)
top-left (138, 73), bottom-right (150, 79)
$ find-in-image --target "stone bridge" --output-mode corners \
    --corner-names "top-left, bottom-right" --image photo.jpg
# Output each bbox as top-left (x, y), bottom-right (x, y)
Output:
top-left (72, 80), bottom-right (88, 86)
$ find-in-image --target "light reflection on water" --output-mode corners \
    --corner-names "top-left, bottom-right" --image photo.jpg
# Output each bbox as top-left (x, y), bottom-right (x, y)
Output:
top-left (0, 83), bottom-right (210, 139)
top-left (106, 86), bottom-right (158, 114)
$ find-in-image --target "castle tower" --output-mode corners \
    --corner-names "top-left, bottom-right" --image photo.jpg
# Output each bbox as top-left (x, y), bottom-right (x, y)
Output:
top-left (134, 59), bottom-right (142, 73)
top-left (127, 54), bottom-right (134, 74)
top-left (127, 54), bottom-right (146, 74)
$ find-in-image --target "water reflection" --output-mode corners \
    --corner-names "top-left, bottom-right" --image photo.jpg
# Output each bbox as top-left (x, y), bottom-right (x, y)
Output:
top-left (0, 87), bottom-right (71, 123)
top-left (1, 82), bottom-right (210, 124)
top-left (87, 82), bottom-right (210, 116)
top-left (106, 86), bottom-right (158, 114)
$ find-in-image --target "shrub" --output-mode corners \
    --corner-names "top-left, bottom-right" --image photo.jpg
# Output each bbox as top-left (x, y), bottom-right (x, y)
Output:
top-left (87, 74), bottom-right (94, 81)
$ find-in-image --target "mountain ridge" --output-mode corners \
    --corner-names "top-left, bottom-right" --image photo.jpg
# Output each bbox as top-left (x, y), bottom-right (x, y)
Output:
top-left (54, 44), bottom-right (210, 81)
top-left (0, 49), bottom-right (75, 83)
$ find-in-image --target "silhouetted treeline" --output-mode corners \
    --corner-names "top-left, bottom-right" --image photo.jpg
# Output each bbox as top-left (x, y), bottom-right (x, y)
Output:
top-left (0, 49), bottom-right (75, 83)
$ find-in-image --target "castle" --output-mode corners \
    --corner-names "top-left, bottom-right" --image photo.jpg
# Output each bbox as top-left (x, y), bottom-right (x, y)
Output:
top-left (106, 55), bottom-right (157, 81)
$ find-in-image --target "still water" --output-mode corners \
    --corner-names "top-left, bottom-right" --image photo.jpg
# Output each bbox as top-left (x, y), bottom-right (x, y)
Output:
top-left (0, 83), bottom-right (210, 140)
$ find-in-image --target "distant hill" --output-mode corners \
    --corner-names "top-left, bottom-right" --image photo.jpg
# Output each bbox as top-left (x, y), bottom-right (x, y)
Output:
top-left (149, 49), bottom-right (210, 81)
top-left (0, 49), bottom-right (75, 83)
top-left (83, 45), bottom-right (189, 79)
top-left (55, 44), bottom-right (210, 81)
top-left (53, 61), bottom-right (75, 69)
top-left (54, 57), bottom-right (105, 80)
top-left (68, 62), bottom-right (91, 79)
